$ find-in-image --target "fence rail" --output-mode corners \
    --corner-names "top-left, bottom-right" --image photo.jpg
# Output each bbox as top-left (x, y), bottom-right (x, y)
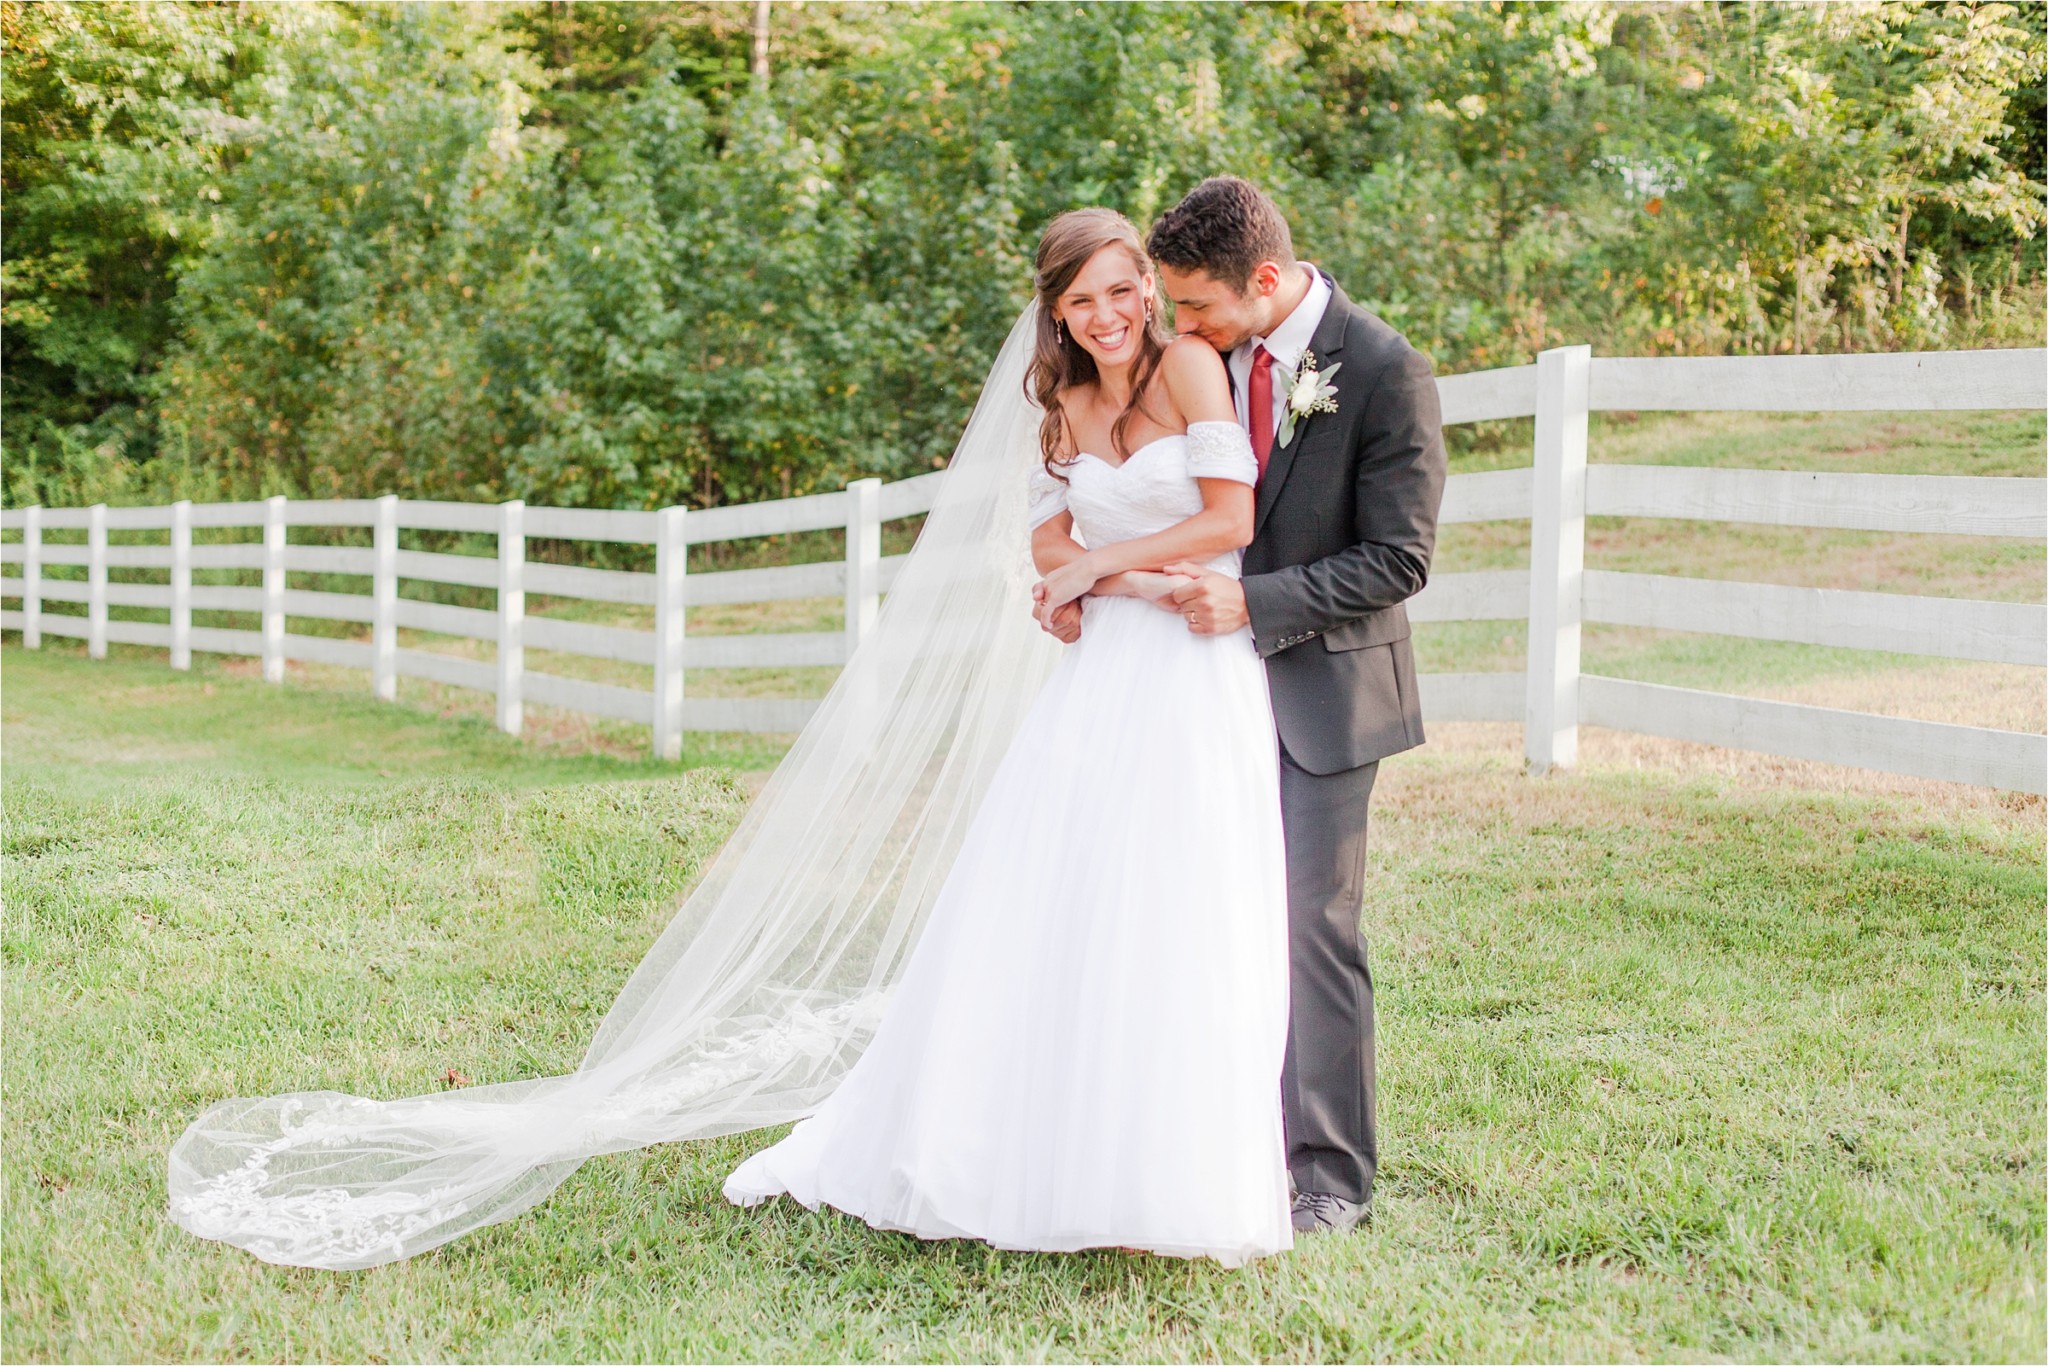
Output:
top-left (3, 346), bottom-right (2043, 791)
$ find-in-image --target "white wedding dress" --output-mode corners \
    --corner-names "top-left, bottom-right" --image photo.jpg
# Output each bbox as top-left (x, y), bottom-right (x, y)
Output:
top-left (724, 423), bottom-right (1295, 1266)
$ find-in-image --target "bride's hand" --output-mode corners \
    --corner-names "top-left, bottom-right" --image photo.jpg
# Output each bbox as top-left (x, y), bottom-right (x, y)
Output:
top-left (1121, 570), bottom-right (1199, 610)
top-left (1036, 557), bottom-right (1099, 611)
top-left (1029, 584), bottom-right (1060, 632)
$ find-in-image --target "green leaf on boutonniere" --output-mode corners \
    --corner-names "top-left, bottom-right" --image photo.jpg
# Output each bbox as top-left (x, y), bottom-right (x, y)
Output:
top-left (1275, 351), bottom-right (1342, 447)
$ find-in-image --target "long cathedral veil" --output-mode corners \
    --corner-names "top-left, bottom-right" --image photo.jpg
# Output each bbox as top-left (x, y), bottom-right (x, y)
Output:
top-left (167, 304), bottom-right (1063, 1270)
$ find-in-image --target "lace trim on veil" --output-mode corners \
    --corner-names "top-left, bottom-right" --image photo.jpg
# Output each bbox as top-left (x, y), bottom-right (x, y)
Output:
top-left (167, 305), bottom-right (1059, 1270)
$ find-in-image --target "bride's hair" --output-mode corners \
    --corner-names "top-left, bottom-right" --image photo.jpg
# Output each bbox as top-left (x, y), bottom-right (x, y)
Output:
top-left (1027, 208), bottom-right (1173, 481)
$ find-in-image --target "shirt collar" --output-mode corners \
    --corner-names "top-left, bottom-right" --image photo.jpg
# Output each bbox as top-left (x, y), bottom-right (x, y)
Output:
top-left (1237, 263), bottom-right (1331, 372)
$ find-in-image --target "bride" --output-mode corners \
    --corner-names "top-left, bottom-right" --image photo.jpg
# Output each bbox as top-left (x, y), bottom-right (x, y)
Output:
top-left (166, 209), bottom-right (1292, 1270)
top-left (722, 208), bottom-right (1292, 1263)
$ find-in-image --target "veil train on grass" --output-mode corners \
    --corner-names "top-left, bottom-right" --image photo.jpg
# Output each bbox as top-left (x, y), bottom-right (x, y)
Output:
top-left (168, 304), bottom-right (1060, 1270)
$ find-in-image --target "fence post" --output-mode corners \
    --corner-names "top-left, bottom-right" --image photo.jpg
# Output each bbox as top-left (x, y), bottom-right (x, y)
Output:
top-left (262, 494), bottom-right (287, 683)
top-left (170, 500), bottom-right (192, 670)
top-left (844, 476), bottom-right (882, 659)
top-left (651, 505), bottom-right (688, 761)
top-left (22, 505), bottom-right (41, 649)
top-left (1524, 344), bottom-right (1591, 775)
top-left (87, 503), bottom-right (108, 660)
top-left (495, 499), bottom-right (524, 736)
top-left (372, 494), bottom-right (398, 701)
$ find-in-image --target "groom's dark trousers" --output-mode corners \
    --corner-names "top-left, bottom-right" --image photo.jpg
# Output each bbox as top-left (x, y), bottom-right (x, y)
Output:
top-left (1239, 272), bottom-right (1446, 1206)
top-left (1275, 748), bottom-right (1380, 1202)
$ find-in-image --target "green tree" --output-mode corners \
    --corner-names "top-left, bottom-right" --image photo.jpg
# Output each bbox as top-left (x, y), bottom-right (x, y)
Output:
top-left (5, 0), bottom-right (2041, 513)
top-left (0, 0), bottom-right (297, 505)
top-left (151, 3), bottom-right (549, 498)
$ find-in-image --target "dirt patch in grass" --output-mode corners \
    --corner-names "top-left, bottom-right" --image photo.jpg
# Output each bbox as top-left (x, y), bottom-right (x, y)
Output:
top-left (1412, 719), bottom-right (2043, 827)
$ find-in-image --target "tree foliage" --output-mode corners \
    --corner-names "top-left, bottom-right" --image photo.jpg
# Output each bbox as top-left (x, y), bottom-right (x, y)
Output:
top-left (4, 0), bottom-right (2041, 510)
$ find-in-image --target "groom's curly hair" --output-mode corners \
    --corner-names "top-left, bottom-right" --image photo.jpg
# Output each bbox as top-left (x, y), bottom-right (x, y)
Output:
top-left (1145, 176), bottom-right (1295, 293)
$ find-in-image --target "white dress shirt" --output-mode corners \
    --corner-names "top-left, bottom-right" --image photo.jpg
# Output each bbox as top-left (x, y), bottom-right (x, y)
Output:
top-left (1228, 263), bottom-right (1333, 443)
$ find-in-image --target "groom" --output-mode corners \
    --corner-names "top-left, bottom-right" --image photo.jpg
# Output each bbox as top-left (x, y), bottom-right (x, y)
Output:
top-left (1041, 177), bottom-right (1446, 1234)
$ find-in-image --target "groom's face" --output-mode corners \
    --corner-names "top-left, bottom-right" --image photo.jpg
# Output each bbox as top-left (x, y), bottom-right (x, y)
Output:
top-left (1155, 261), bottom-right (1284, 354)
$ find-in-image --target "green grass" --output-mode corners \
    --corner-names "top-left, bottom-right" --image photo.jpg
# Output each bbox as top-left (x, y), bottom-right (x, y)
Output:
top-left (6, 405), bottom-right (2045, 1360)
top-left (1445, 407), bottom-right (2045, 478)
top-left (0, 643), bottom-right (791, 785)
top-left (5, 641), bottom-right (2044, 1363)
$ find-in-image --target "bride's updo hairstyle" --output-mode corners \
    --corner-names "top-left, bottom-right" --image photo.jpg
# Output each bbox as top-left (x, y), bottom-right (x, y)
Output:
top-left (1028, 208), bottom-right (1173, 481)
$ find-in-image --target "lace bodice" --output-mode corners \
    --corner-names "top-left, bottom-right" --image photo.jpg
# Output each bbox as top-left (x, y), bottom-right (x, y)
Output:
top-left (1026, 421), bottom-right (1258, 580)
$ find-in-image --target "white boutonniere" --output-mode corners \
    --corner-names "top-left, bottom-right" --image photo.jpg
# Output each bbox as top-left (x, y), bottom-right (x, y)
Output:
top-left (1276, 349), bottom-right (1342, 447)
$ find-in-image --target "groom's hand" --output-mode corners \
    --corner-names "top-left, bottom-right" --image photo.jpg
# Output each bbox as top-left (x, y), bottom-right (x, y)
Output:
top-left (1042, 599), bottom-right (1083, 643)
top-left (1165, 561), bottom-right (1249, 636)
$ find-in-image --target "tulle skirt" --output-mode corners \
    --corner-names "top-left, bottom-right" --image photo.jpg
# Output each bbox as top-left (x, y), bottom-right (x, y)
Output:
top-left (723, 592), bottom-right (1293, 1266)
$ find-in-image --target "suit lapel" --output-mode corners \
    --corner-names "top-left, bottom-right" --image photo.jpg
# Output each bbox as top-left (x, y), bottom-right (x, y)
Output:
top-left (1254, 270), bottom-right (1351, 539)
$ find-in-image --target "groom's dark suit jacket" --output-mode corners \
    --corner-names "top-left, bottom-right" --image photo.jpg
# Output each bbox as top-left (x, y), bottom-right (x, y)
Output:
top-left (1240, 272), bottom-right (1448, 775)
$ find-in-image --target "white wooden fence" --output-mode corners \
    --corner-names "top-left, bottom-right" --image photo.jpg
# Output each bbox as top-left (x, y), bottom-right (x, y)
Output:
top-left (1416, 344), bottom-right (2046, 793)
top-left (3, 345), bottom-right (2043, 791)
top-left (0, 474), bottom-right (931, 759)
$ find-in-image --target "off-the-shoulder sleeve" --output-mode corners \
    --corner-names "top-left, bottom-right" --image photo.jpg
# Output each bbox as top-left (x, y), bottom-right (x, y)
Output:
top-left (1026, 461), bottom-right (1069, 530)
top-left (1184, 420), bottom-right (1258, 486)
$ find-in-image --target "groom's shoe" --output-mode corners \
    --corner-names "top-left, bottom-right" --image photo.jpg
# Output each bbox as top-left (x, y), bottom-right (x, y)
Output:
top-left (1290, 1190), bottom-right (1371, 1234)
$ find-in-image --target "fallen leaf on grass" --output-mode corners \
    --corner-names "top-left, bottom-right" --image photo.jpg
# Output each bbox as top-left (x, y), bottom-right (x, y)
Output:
top-left (442, 1068), bottom-right (472, 1088)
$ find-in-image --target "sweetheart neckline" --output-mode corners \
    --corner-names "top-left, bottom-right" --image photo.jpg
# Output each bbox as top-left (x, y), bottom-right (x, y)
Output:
top-left (1072, 432), bottom-right (1184, 471)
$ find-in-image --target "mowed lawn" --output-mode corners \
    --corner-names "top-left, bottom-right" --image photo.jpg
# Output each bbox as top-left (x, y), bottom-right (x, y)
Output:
top-left (7, 406), bottom-right (2046, 1360)
top-left (4, 639), bottom-right (2042, 1364)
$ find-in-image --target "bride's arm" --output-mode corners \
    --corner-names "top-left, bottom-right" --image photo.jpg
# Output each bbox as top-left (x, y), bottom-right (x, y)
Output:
top-left (1030, 512), bottom-right (1084, 577)
top-left (1032, 516), bottom-right (1172, 601)
top-left (1066, 476), bottom-right (1251, 581)
top-left (1037, 339), bottom-right (1252, 607)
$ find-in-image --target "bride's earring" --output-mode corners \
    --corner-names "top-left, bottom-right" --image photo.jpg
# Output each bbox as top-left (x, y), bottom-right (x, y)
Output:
top-left (1055, 318), bottom-right (1066, 344)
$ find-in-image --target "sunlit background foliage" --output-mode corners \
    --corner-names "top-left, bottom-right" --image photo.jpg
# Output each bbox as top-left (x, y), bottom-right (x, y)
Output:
top-left (4, 0), bottom-right (2041, 512)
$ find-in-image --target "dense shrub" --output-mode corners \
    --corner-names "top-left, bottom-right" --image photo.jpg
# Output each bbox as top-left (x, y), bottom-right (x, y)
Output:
top-left (4, 0), bottom-right (2041, 510)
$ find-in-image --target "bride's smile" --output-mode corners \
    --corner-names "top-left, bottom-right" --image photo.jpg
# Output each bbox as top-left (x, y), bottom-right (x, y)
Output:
top-left (1052, 246), bottom-right (1154, 369)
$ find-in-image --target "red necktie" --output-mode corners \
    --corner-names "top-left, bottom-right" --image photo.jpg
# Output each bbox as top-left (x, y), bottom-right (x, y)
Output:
top-left (1247, 344), bottom-right (1275, 482)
